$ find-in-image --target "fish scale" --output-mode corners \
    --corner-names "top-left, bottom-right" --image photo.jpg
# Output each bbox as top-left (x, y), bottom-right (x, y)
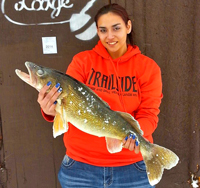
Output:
top-left (63, 83), bottom-right (127, 138)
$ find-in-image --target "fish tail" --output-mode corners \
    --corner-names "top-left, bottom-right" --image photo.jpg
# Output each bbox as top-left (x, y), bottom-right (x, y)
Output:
top-left (141, 143), bottom-right (179, 186)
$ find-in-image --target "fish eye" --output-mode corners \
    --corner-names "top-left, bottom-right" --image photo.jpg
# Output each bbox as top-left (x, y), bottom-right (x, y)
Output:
top-left (37, 69), bottom-right (44, 76)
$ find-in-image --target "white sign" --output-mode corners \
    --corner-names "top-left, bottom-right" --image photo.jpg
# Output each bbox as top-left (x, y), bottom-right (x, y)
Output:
top-left (1, 0), bottom-right (97, 41)
top-left (42, 37), bottom-right (57, 54)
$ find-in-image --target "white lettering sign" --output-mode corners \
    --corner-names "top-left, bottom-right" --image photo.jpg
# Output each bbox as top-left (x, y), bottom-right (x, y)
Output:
top-left (14, 0), bottom-right (73, 19)
top-left (1, 0), bottom-right (97, 41)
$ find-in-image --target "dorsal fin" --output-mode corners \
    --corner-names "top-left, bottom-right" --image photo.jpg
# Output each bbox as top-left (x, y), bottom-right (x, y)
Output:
top-left (117, 111), bottom-right (143, 135)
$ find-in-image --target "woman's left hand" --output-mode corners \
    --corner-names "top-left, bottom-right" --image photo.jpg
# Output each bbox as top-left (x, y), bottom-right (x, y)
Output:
top-left (122, 135), bottom-right (140, 153)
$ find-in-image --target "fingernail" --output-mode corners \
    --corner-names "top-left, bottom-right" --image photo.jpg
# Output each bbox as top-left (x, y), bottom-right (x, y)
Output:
top-left (58, 87), bottom-right (62, 93)
top-left (54, 101), bottom-right (57, 105)
top-left (135, 141), bottom-right (139, 146)
top-left (129, 134), bottom-right (132, 138)
top-left (47, 81), bottom-right (52, 86)
top-left (125, 136), bottom-right (128, 141)
top-left (132, 134), bottom-right (136, 139)
top-left (55, 83), bottom-right (60, 88)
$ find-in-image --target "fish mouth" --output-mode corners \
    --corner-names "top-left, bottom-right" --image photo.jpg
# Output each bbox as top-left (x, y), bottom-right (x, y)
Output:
top-left (15, 62), bottom-right (37, 87)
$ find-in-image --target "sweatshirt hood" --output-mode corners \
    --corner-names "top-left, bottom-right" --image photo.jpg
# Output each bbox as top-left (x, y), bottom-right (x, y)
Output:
top-left (93, 40), bottom-right (141, 62)
top-left (92, 41), bottom-right (141, 112)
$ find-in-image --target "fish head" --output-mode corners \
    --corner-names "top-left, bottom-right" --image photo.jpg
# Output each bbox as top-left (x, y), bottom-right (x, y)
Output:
top-left (15, 61), bottom-right (58, 91)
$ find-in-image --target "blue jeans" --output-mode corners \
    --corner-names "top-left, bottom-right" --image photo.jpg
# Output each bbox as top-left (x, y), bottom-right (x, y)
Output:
top-left (58, 155), bottom-right (155, 188)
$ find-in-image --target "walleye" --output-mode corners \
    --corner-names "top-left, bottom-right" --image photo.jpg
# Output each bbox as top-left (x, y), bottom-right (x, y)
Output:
top-left (15, 61), bottom-right (179, 186)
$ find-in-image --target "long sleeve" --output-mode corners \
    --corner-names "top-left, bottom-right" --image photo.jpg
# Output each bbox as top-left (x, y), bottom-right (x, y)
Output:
top-left (41, 109), bottom-right (54, 122)
top-left (134, 61), bottom-right (163, 137)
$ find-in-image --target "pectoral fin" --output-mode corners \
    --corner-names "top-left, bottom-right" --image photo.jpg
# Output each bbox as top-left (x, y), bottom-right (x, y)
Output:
top-left (53, 112), bottom-right (68, 138)
top-left (105, 137), bottom-right (123, 153)
top-left (53, 97), bottom-right (69, 138)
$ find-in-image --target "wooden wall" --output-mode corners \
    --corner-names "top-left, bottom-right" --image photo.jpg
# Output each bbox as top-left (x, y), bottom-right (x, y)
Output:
top-left (0, 0), bottom-right (199, 187)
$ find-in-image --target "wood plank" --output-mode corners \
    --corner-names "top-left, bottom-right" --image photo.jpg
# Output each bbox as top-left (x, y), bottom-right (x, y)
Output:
top-left (0, 0), bottom-right (107, 187)
top-left (0, 0), bottom-right (199, 187)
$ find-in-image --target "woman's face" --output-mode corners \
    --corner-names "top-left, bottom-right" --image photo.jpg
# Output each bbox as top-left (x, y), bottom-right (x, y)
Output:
top-left (97, 12), bottom-right (131, 59)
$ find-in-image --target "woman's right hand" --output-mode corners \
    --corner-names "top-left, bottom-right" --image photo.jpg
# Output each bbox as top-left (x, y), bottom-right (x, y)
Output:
top-left (37, 82), bottom-right (62, 117)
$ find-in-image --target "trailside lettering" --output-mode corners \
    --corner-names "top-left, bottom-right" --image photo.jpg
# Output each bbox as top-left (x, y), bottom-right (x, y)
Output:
top-left (88, 68), bottom-right (137, 93)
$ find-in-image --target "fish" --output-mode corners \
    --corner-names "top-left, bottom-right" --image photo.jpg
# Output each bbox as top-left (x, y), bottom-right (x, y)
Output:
top-left (15, 61), bottom-right (179, 186)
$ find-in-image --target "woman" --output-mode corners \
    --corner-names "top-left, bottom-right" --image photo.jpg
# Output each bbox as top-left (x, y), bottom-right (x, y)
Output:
top-left (38, 3), bottom-right (162, 188)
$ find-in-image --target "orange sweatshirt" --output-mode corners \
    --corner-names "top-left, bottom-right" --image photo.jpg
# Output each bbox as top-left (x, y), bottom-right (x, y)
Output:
top-left (42, 40), bottom-right (163, 167)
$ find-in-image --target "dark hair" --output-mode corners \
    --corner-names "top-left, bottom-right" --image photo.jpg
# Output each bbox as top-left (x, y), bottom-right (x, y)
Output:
top-left (94, 3), bottom-right (135, 46)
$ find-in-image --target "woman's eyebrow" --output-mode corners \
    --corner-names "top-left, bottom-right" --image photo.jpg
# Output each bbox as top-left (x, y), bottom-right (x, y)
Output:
top-left (98, 23), bottom-right (121, 29)
top-left (112, 23), bottom-right (121, 27)
top-left (98, 26), bottom-right (106, 29)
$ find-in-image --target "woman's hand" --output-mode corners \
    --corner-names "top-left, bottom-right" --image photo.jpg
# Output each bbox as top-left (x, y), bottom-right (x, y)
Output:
top-left (122, 134), bottom-right (140, 153)
top-left (37, 81), bottom-right (62, 117)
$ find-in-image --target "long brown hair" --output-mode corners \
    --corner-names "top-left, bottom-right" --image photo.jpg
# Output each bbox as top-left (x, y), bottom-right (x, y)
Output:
top-left (94, 3), bottom-right (135, 46)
